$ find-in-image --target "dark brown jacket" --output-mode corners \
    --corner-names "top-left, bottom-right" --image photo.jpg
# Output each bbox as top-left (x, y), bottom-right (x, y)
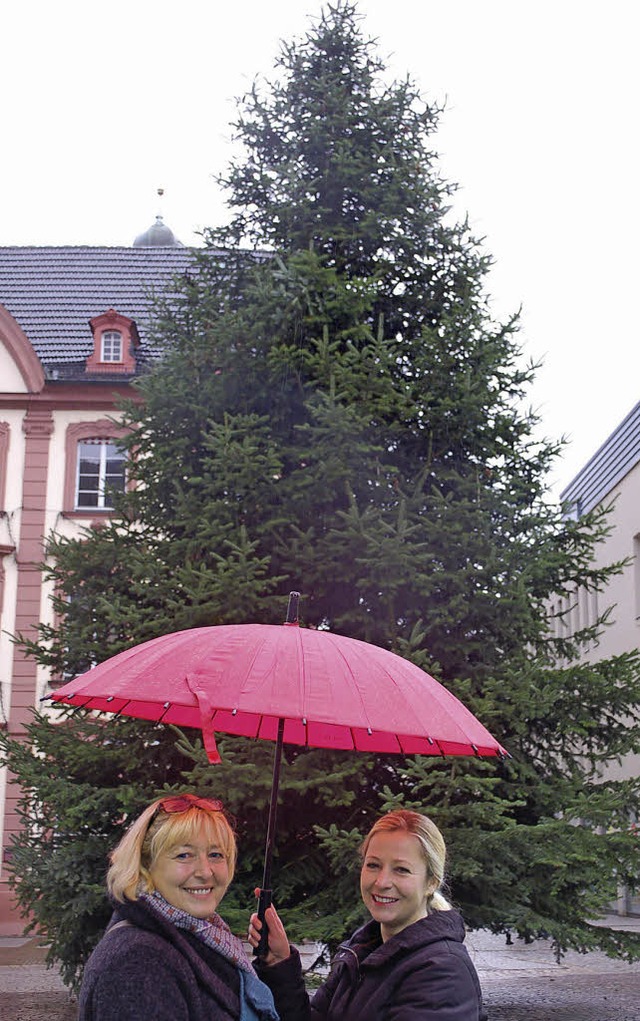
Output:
top-left (257, 909), bottom-right (486, 1021)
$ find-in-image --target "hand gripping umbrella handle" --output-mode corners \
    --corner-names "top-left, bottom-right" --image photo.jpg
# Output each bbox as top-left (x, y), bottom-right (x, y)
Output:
top-left (254, 888), bottom-right (272, 958)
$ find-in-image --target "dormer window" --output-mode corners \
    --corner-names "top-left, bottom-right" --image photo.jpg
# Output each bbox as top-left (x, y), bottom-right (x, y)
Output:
top-left (101, 330), bottom-right (123, 363)
top-left (86, 310), bottom-right (139, 374)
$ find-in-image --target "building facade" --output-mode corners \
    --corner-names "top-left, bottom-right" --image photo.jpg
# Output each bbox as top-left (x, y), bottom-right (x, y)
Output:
top-left (559, 399), bottom-right (640, 688)
top-left (0, 228), bottom-right (195, 932)
top-left (558, 401), bottom-right (640, 914)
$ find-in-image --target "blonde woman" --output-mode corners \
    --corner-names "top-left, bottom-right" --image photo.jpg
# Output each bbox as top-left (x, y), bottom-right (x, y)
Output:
top-left (80, 793), bottom-right (278, 1021)
top-left (249, 809), bottom-right (486, 1020)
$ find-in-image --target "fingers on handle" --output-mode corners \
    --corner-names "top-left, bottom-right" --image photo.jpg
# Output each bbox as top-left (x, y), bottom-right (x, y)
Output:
top-left (254, 888), bottom-right (273, 958)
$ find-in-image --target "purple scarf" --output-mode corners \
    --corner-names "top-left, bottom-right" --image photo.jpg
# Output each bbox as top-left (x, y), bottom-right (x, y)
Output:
top-left (140, 891), bottom-right (255, 974)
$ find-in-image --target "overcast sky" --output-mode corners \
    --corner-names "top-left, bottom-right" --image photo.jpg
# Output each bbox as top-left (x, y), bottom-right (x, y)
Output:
top-left (2, 0), bottom-right (638, 497)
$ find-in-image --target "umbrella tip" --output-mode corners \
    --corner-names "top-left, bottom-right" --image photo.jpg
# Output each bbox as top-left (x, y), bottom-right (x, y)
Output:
top-left (285, 591), bottom-right (301, 624)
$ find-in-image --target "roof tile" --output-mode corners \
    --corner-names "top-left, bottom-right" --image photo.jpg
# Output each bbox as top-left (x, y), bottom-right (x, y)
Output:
top-left (0, 246), bottom-right (201, 370)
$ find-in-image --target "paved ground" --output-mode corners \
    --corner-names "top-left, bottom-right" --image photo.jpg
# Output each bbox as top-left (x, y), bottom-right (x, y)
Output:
top-left (0, 915), bottom-right (638, 1019)
top-left (466, 919), bottom-right (640, 1021)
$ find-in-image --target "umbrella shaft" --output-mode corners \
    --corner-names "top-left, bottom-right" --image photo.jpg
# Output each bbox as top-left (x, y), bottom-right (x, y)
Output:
top-left (261, 717), bottom-right (285, 889)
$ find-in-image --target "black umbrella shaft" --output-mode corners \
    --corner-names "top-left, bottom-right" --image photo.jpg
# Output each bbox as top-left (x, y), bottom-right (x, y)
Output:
top-left (262, 716), bottom-right (285, 889)
top-left (255, 716), bottom-right (285, 958)
top-left (261, 593), bottom-right (298, 889)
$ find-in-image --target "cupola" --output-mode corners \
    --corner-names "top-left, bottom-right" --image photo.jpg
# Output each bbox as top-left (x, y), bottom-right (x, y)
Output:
top-left (133, 214), bottom-right (184, 247)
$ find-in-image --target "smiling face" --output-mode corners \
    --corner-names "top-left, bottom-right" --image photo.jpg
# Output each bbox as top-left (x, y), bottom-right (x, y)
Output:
top-left (360, 829), bottom-right (434, 941)
top-left (148, 829), bottom-right (231, 919)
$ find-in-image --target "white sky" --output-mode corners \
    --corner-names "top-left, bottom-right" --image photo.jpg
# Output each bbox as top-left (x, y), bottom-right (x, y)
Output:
top-left (2, 0), bottom-right (638, 497)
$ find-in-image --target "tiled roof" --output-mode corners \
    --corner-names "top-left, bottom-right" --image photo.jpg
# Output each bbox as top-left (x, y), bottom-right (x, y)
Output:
top-left (0, 246), bottom-right (201, 372)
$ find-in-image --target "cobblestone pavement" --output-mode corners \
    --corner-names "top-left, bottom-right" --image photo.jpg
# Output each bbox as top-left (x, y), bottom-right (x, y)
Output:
top-left (483, 974), bottom-right (640, 1021)
top-left (0, 916), bottom-right (638, 1020)
top-left (466, 924), bottom-right (640, 1021)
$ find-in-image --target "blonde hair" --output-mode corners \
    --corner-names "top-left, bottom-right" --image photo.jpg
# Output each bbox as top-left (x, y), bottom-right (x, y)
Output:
top-left (361, 809), bottom-right (451, 911)
top-left (107, 795), bottom-right (237, 903)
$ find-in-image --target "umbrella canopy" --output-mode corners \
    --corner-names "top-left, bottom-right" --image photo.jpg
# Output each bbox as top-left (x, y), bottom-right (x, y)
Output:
top-left (49, 601), bottom-right (507, 954)
top-left (49, 621), bottom-right (507, 762)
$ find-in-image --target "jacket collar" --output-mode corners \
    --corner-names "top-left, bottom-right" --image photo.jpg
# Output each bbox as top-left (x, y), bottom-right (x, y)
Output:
top-left (337, 909), bottom-right (467, 969)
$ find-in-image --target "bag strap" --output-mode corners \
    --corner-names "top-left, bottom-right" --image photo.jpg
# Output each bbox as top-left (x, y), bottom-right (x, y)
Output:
top-left (106, 919), bottom-right (133, 935)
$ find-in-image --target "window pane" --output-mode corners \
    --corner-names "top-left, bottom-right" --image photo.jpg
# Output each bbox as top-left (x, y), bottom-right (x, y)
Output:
top-left (77, 489), bottom-right (99, 508)
top-left (78, 453), bottom-right (100, 472)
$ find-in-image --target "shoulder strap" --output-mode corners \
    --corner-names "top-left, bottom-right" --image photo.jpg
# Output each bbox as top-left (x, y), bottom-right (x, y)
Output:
top-left (106, 919), bottom-right (134, 935)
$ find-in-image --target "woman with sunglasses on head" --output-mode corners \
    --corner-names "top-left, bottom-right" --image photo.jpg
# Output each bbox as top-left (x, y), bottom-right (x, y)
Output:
top-left (249, 809), bottom-right (486, 1021)
top-left (79, 793), bottom-right (279, 1021)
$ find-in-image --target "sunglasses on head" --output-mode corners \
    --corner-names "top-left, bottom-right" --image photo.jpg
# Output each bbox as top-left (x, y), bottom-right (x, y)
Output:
top-left (154, 794), bottom-right (224, 817)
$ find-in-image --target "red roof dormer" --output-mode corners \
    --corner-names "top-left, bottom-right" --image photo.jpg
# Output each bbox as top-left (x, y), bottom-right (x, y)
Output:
top-left (86, 309), bottom-right (140, 374)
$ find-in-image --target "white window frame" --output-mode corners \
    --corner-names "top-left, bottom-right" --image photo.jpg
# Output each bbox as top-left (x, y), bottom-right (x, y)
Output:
top-left (75, 438), bottom-right (126, 510)
top-left (100, 330), bottom-right (123, 363)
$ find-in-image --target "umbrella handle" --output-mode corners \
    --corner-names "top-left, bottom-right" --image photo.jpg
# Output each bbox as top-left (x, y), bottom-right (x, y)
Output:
top-left (253, 888), bottom-right (273, 958)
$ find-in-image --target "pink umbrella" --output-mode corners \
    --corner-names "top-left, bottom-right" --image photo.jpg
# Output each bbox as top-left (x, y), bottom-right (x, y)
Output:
top-left (49, 593), bottom-right (507, 951)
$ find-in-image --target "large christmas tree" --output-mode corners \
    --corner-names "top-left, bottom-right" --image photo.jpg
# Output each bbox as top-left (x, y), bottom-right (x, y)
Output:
top-left (3, 1), bottom-right (639, 988)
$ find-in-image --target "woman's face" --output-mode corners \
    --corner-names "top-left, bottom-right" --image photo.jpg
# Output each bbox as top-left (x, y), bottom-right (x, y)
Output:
top-left (360, 829), bottom-right (434, 941)
top-left (148, 826), bottom-right (231, 918)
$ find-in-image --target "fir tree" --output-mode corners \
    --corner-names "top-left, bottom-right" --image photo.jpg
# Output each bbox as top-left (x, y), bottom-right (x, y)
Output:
top-left (3, 0), bottom-right (639, 986)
